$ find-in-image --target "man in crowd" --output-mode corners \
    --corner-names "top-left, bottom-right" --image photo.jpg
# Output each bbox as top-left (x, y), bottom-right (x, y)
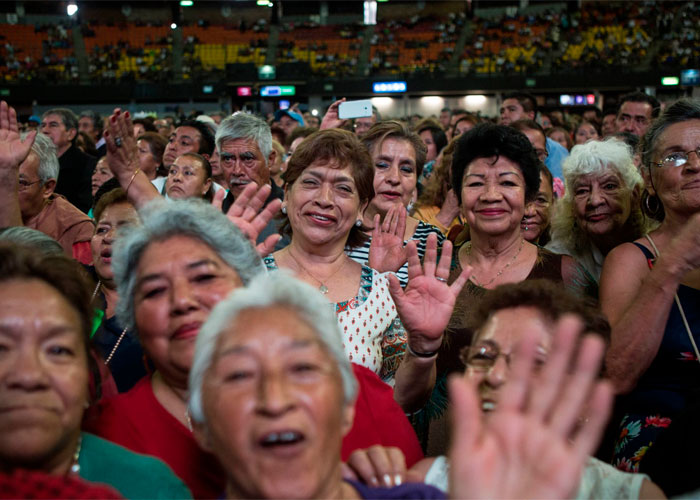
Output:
top-left (154, 120), bottom-right (215, 194)
top-left (439, 107), bottom-right (451, 130)
top-left (78, 110), bottom-right (104, 157)
top-left (353, 106), bottom-right (380, 136)
top-left (216, 112), bottom-right (287, 248)
top-left (17, 133), bottom-right (94, 264)
top-left (274, 109), bottom-right (304, 138)
top-left (601, 109), bottom-right (617, 137)
top-left (154, 118), bottom-right (174, 138)
top-left (615, 91), bottom-right (660, 138)
top-left (41, 108), bottom-right (96, 213)
top-left (499, 92), bottom-right (568, 180)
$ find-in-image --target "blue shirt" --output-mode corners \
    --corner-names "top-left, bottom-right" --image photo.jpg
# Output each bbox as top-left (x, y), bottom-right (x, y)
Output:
top-left (545, 136), bottom-right (568, 180)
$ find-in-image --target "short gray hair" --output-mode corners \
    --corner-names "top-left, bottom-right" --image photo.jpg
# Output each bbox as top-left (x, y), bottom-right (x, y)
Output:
top-left (640, 98), bottom-right (700, 169)
top-left (0, 226), bottom-right (64, 256)
top-left (24, 132), bottom-right (59, 184)
top-left (188, 271), bottom-right (358, 424)
top-left (215, 112), bottom-right (272, 166)
top-left (112, 198), bottom-right (265, 333)
top-left (42, 108), bottom-right (79, 132)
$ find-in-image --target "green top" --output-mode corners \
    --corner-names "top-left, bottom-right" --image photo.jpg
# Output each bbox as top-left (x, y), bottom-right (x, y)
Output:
top-left (79, 432), bottom-right (192, 499)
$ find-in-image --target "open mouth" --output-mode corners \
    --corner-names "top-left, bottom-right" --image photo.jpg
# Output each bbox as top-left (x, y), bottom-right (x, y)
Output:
top-left (260, 431), bottom-right (305, 447)
top-left (481, 400), bottom-right (496, 412)
top-left (307, 212), bottom-right (337, 224)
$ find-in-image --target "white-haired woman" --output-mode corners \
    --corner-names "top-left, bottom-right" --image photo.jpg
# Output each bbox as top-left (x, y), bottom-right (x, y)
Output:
top-left (547, 137), bottom-right (653, 281)
top-left (188, 272), bottom-right (614, 499)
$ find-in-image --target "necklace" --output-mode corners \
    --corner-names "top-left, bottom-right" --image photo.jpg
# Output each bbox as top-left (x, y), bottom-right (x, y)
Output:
top-left (92, 280), bottom-right (128, 366)
top-left (286, 248), bottom-right (346, 295)
top-left (465, 238), bottom-right (525, 288)
top-left (69, 435), bottom-right (82, 475)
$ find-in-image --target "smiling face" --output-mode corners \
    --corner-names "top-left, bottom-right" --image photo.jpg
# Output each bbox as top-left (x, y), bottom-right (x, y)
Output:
top-left (285, 161), bottom-right (362, 251)
top-left (0, 279), bottom-right (88, 473)
top-left (195, 305), bottom-right (353, 499)
top-left (133, 235), bottom-right (243, 385)
top-left (220, 138), bottom-right (270, 197)
top-left (463, 306), bottom-right (551, 413)
top-left (572, 169), bottom-right (635, 239)
top-left (575, 122), bottom-right (599, 145)
top-left (368, 138), bottom-right (417, 216)
top-left (521, 170), bottom-right (553, 242)
top-left (648, 119), bottom-right (700, 216)
top-left (91, 202), bottom-right (139, 285)
top-left (461, 156), bottom-right (527, 237)
top-left (166, 155), bottom-right (212, 200)
top-left (163, 126), bottom-right (202, 168)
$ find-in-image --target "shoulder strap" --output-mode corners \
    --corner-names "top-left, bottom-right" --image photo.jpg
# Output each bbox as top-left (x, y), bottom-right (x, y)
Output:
top-left (631, 241), bottom-right (655, 261)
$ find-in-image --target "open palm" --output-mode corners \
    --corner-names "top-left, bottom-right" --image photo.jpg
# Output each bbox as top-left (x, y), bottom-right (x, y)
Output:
top-left (0, 101), bottom-right (36, 171)
top-left (369, 207), bottom-right (409, 273)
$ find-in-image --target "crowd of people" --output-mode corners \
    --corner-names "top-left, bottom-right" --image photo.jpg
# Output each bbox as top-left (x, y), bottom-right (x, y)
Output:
top-left (0, 86), bottom-right (698, 500)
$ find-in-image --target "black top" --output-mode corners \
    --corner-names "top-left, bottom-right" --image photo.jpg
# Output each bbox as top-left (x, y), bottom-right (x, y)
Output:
top-left (55, 144), bottom-right (96, 214)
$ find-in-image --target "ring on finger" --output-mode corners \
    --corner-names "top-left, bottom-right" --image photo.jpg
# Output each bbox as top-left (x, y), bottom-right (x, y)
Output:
top-left (115, 137), bottom-right (123, 147)
top-left (436, 276), bottom-right (448, 283)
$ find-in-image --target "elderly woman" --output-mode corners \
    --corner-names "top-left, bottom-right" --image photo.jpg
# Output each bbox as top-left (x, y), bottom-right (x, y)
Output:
top-left (266, 128), bottom-right (466, 411)
top-left (600, 98), bottom-right (700, 471)
top-left (165, 152), bottom-right (214, 201)
top-left (421, 123), bottom-right (596, 455)
top-left (89, 187), bottom-right (145, 392)
top-left (188, 272), bottom-right (614, 499)
top-left (85, 198), bottom-right (428, 496)
top-left (547, 137), bottom-right (651, 281)
top-left (408, 280), bottom-right (664, 499)
top-left (0, 243), bottom-right (190, 498)
top-left (345, 121), bottom-right (446, 288)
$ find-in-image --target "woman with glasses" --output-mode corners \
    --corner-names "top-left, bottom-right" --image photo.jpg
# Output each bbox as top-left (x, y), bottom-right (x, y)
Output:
top-left (600, 99), bottom-right (700, 471)
top-left (547, 137), bottom-right (652, 282)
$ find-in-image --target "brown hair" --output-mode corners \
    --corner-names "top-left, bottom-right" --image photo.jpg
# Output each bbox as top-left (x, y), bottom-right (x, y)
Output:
top-left (362, 121), bottom-right (427, 178)
top-left (416, 137), bottom-right (458, 209)
top-left (93, 188), bottom-right (129, 225)
top-left (280, 129), bottom-right (375, 249)
top-left (137, 131), bottom-right (167, 166)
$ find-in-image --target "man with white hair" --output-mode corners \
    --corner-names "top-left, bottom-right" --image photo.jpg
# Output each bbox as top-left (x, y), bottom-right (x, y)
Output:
top-left (17, 132), bottom-right (94, 263)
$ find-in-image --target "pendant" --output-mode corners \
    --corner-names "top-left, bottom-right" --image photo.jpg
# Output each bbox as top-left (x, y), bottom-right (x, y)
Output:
top-left (319, 284), bottom-right (329, 294)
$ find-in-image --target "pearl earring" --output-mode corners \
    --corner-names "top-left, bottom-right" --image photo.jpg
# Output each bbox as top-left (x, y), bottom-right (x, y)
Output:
top-left (281, 206), bottom-right (287, 214)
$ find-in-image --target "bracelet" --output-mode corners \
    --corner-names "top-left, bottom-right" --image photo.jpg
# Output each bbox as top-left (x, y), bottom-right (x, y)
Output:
top-left (407, 344), bottom-right (438, 358)
top-left (126, 168), bottom-right (140, 194)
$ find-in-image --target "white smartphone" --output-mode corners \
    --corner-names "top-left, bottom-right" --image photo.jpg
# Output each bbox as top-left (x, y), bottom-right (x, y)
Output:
top-left (338, 99), bottom-right (373, 120)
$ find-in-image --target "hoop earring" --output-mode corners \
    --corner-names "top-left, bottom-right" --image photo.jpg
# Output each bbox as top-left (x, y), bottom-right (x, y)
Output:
top-left (644, 192), bottom-right (661, 217)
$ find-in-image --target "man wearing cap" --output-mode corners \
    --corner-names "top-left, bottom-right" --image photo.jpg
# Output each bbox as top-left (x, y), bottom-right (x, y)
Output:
top-left (41, 108), bottom-right (96, 213)
top-left (274, 109), bottom-right (304, 137)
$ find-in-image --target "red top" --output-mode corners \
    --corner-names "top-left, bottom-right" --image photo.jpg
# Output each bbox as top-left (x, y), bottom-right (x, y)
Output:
top-left (85, 364), bottom-right (422, 498)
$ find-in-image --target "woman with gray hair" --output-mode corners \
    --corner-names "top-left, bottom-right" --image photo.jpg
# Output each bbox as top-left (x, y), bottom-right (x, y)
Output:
top-left (547, 137), bottom-right (652, 281)
top-left (186, 272), bottom-right (615, 499)
top-left (84, 198), bottom-right (264, 499)
top-left (600, 98), bottom-right (700, 471)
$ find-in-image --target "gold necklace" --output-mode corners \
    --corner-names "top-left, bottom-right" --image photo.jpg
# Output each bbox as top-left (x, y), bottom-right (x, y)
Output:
top-left (92, 280), bottom-right (128, 366)
top-left (286, 248), bottom-right (346, 295)
top-left (465, 238), bottom-right (525, 288)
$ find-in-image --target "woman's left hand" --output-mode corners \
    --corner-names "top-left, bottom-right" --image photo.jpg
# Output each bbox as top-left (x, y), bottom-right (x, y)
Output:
top-left (387, 233), bottom-right (470, 354)
top-left (369, 207), bottom-right (408, 273)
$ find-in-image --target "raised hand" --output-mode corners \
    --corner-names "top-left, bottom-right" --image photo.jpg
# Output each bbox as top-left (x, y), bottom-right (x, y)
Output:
top-left (387, 233), bottom-right (470, 354)
top-left (104, 108), bottom-right (139, 180)
top-left (320, 98), bottom-right (349, 130)
top-left (212, 182), bottom-right (282, 256)
top-left (341, 445), bottom-right (406, 488)
top-left (449, 316), bottom-right (613, 499)
top-left (369, 207), bottom-right (409, 273)
top-left (0, 100), bottom-right (36, 171)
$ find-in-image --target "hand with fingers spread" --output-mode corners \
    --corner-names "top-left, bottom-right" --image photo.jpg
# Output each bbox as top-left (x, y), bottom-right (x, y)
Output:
top-left (388, 233), bottom-right (470, 354)
top-left (0, 100), bottom-right (36, 171)
top-left (320, 98), bottom-right (349, 130)
top-left (449, 316), bottom-right (613, 500)
top-left (213, 182), bottom-right (281, 256)
top-left (368, 206), bottom-right (409, 273)
top-left (341, 445), bottom-right (407, 489)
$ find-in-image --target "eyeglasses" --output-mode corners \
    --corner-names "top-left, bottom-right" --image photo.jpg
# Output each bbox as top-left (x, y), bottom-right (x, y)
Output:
top-left (655, 147), bottom-right (700, 168)
top-left (459, 342), bottom-right (548, 373)
top-left (18, 178), bottom-right (41, 190)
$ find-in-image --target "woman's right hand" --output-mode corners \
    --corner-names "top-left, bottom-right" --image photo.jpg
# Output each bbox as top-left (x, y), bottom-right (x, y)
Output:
top-left (320, 98), bottom-right (348, 130)
top-left (369, 207), bottom-right (409, 273)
